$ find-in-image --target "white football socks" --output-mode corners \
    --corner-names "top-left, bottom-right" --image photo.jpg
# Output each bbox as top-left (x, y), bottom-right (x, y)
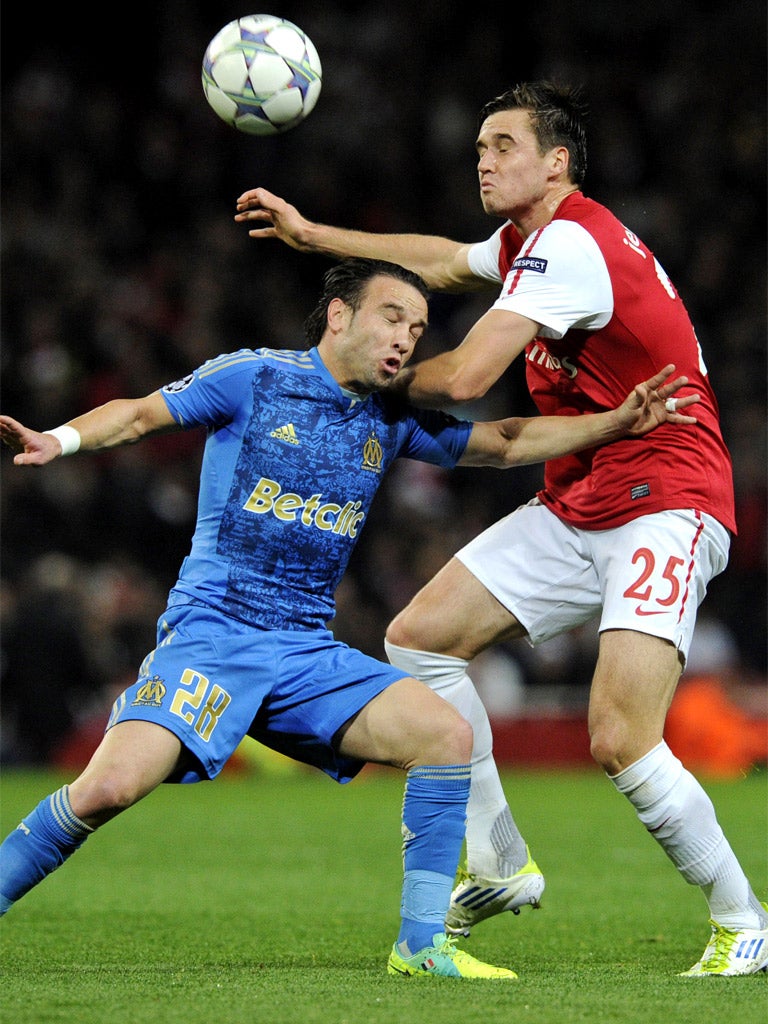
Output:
top-left (610, 740), bottom-right (764, 929)
top-left (385, 640), bottom-right (528, 879)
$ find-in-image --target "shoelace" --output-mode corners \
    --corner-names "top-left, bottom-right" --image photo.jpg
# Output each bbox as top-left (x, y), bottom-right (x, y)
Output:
top-left (436, 934), bottom-right (459, 955)
top-left (701, 923), bottom-right (737, 972)
top-left (436, 934), bottom-right (482, 966)
top-left (454, 867), bottom-right (475, 884)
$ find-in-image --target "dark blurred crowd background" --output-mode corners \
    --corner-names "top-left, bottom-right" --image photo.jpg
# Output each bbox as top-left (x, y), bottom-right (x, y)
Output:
top-left (1, 1), bottom-right (766, 767)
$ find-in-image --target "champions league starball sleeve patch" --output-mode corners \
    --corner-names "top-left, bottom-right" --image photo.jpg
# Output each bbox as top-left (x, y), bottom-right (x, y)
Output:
top-left (163, 373), bottom-right (195, 394)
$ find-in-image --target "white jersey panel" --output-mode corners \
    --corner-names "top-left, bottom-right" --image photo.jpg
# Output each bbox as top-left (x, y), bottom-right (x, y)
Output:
top-left (493, 220), bottom-right (614, 338)
top-left (467, 225), bottom-right (505, 282)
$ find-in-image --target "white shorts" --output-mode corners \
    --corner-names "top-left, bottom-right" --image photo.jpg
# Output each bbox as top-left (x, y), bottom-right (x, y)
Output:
top-left (455, 500), bottom-right (730, 660)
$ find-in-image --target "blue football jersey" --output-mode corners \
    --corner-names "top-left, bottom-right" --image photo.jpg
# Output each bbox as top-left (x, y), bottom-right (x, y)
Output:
top-left (160, 347), bottom-right (472, 629)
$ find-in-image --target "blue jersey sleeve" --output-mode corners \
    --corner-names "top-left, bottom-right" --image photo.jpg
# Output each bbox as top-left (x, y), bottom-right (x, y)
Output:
top-left (398, 407), bottom-right (473, 467)
top-left (160, 350), bottom-right (265, 429)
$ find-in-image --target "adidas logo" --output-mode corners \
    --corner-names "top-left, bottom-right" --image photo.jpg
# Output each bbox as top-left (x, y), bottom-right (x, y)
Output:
top-left (736, 937), bottom-right (765, 960)
top-left (456, 885), bottom-right (507, 908)
top-left (270, 423), bottom-right (299, 445)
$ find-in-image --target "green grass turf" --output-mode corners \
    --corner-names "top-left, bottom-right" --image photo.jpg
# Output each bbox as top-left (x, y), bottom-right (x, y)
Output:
top-left (0, 762), bottom-right (766, 1024)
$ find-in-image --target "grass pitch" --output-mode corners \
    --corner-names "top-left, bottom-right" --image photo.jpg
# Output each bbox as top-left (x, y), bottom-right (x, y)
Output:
top-left (0, 761), bottom-right (766, 1024)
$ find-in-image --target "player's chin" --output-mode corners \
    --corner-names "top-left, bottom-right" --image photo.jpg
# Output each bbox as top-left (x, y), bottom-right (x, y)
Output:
top-left (383, 371), bottom-right (407, 392)
top-left (479, 190), bottom-right (497, 213)
top-left (377, 364), bottom-right (401, 386)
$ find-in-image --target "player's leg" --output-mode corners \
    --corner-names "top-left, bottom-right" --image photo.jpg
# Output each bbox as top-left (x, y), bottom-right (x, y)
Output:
top-left (68, 719), bottom-right (185, 824)
top-left (590, 629), bottom-right (768, 975)
top-left (0, 720), bottom-right (183, 915)
top-left (1, 602), bottom-right (267, 919)
top-left (338, 677), bottom-right (516, 979)
top-left (385, 595), bottom-right (544, 933)
top-left (385, 503), bottom-right (589, 931)
top-left (385, 636), bottom-right (535, 877)
top-left (590, 511), bottom-right (767, 976)
top-left (339, 678), bottom-right (473, 954)
top-left (386, 559), bottom-right (534, 894)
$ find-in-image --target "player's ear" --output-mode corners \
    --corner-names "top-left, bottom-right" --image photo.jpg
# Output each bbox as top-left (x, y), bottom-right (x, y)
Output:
top-left (549, 145), bottom-right (570, 180)
top-left (326, 297), bottom-right (352, 335)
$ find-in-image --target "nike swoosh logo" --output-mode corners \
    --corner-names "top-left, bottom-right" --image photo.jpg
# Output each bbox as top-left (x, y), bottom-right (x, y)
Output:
top-left (635, 608), bottom-right (665, 616)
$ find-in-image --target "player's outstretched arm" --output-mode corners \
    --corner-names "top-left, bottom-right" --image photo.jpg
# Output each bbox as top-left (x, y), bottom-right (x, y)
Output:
top-left (234, 187), bottom-right (480, 291)
top-left (0, 392), bottom-right (178, 467)
top-left (460, 364), bottom-right (699, 468)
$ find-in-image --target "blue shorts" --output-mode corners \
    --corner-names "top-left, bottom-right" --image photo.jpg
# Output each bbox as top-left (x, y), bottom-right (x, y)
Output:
top-left (106, 602), bottom-right (408, 784)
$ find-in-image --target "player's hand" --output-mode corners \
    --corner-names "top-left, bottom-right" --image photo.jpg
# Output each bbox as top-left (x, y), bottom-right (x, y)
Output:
top-left (617, 364), bottom-right (700, 437)
top-left (0, 415), bottom-right (63, 465)
top-left (234, 187), bottom-right (314, 251)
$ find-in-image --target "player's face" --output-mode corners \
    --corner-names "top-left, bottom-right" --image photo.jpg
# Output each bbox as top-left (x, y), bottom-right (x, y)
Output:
top-left (332, 276), bottom-right (428, 394)
top-left (475, 108), bottom-right (555, 220)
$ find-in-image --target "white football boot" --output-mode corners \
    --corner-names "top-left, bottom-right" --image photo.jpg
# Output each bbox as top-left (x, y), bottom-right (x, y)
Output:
top-left (445, 846), bottom-right (544, 937)
top-left (680, 904), bottom-right (768, 977)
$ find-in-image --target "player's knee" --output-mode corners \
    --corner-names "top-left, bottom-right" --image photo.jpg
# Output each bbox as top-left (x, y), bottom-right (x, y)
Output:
top-left (590, 711), bottom-right (667, 775)
top-left (69, 773), bottom-right (146, 824)
top-left (426, 706), bottom-right (473, 765)
top-left (452, 712), bottom-right (474, 763)
top-left (385, 608), bottom-right (418, 650)
top-left (589, 723), bottom-right (629, 775)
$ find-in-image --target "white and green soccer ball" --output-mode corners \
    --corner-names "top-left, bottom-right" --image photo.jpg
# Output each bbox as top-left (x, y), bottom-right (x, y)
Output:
top-left (202, 14), bottom-right (322, 136)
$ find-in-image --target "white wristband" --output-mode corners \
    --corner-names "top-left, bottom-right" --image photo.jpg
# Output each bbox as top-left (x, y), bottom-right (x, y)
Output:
top-left (43, 425), bottom-right (82, 456)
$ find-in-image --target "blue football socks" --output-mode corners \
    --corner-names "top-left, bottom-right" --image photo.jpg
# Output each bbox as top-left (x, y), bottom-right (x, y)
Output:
top-left (0, 785), bottom-right (93, 914)
top-left (397, 763), bottom-right (471, 954)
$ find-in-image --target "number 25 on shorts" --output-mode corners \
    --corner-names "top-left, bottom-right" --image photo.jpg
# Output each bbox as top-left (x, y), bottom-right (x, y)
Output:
top-left (624, 548), bottom-right (686, 616)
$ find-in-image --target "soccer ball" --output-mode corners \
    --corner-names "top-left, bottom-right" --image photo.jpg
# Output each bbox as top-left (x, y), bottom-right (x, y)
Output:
top-left (201, 14), bottom-right (322, 136)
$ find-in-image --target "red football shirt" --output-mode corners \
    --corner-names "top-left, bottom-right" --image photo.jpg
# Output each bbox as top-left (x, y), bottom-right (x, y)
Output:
top-left (469, 192), bottom-right (736, 533)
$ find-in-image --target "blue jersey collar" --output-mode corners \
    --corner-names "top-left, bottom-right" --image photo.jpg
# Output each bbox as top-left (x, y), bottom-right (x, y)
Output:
top-left (308, 345), bottom-right (369, 408)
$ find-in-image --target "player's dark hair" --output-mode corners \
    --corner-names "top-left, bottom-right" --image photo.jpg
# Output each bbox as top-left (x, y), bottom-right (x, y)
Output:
top-left (304, 258), bottom-right (430, 347)
top-left (478, 81), bottom-right (588, 187)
